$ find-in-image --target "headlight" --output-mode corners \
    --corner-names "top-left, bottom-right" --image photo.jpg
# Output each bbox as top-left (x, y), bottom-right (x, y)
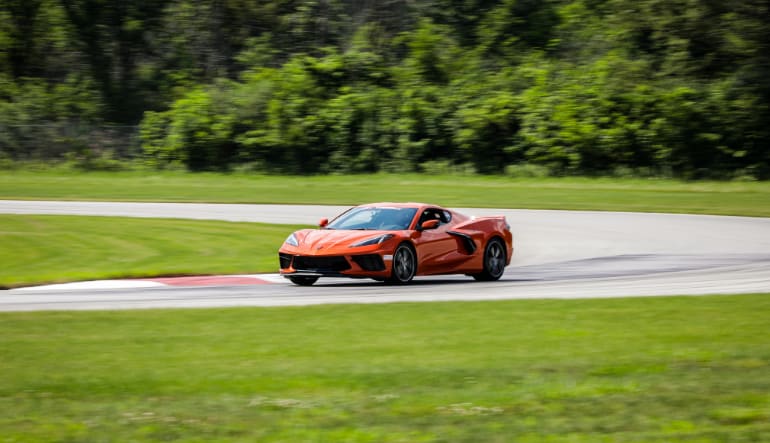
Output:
top-left (350, 234), bottom-right (394, 247)
top-left (284, 233), bottom-right (299, 247)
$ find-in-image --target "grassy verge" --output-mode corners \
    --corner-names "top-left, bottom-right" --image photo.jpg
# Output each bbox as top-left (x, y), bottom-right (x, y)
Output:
top-left (1, 170), bottom-right (769, 216)
top-left (0, 215), bottom-right (304, 288)
top-left (1, 295), bottom-right (768, 442)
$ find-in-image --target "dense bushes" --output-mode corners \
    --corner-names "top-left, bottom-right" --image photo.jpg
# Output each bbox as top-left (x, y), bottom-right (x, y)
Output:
top-left (141, 45), bottom-right (769, 178)
top-left (2, 0), bottom-right (769, 178)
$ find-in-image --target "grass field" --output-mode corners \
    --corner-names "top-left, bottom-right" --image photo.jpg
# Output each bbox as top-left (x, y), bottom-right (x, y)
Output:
top-left (1, 295), bottom-right (768, 442)
top-left (0, 215), bottom-right (305, 288)
top-left (2, 170), bottom-right (770, 216)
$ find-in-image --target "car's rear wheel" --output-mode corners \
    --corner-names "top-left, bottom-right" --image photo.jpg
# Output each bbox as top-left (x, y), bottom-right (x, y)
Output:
top-left (388, 243), bottom-right (416, 284)
top-left (289, 276), bottom-right (319, 286)
top-left (473, 238), bottom-right (506, 281)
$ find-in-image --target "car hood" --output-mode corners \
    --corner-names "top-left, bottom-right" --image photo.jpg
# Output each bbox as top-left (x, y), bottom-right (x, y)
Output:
top-left (293, 229), bottom-right (396, 251)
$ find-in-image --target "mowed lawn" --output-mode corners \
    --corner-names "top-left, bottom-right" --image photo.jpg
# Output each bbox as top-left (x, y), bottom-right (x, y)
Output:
top-left (2, 170), bottom-right (770, 216)
top-left (0, 215), bottom-right (305, 288)
top-left (1, 295), bottom-right (768, 442)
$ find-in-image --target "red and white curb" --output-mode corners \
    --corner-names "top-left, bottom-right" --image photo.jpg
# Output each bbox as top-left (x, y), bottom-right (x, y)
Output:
top-left (13, 274), bottom-right (285, 291)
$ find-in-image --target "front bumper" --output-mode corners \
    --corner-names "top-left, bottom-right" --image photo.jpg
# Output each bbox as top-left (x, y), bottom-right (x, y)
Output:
top-left (279, 252), bottom-right (391, 279)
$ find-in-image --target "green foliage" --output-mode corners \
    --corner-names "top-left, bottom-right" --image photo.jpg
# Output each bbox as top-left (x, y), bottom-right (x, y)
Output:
top-left (0, 74), bottom-right (105, 160)
top-left (504, 163), bottom-right (551, 178)
top-left (1, 0), bottom-right (768, 178)
top-left (452, 89), bottom-right (521, 173)
top-left (141, 83), bottom-right (238, 171)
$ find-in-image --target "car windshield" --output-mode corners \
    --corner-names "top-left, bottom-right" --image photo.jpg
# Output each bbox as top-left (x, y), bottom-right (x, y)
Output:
top-left (326, 207), bottom-right (418, 231)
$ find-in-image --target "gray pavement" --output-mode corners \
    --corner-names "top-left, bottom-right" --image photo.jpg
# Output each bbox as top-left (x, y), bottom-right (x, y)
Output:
top-left (2, 201), bottom-right (769, 310)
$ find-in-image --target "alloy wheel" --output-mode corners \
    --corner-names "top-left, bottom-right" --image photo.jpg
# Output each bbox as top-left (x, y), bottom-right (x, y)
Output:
top-left (390, 245), bottom-right (416, 283)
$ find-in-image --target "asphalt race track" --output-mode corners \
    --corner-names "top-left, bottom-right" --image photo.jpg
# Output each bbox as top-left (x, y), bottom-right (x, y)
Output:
top-left (2, 200), bottom-right (770, 311)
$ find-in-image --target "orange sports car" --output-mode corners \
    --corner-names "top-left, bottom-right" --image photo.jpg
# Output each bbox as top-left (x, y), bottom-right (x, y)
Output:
top-left (278, 203), bottom-right (513, 285)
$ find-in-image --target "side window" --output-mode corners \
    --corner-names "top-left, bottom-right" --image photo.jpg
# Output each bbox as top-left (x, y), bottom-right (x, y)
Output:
top-left (420, 208), bottom-right (449, 225)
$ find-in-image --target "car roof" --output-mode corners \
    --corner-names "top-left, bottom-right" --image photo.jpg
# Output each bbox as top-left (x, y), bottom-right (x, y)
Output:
top-left (357, 202), bottom-right (444, 210)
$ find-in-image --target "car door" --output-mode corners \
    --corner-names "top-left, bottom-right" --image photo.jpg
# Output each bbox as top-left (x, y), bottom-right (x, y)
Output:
top-left (414, 208), bottom-right (464, 274)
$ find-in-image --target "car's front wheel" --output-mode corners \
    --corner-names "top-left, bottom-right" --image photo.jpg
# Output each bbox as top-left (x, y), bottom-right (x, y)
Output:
top-left (388, 243), bottom-right (416, 284)
top-left (289, 276), bottom-right (319, 286)
top-left (473, 238), bottom-right (506, 281)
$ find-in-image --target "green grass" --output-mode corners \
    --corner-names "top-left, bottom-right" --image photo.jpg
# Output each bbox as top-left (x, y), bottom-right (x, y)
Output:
top-left (0, 215), bottom-right (304, 288)
top-left (1, 295), bottom-right (768, 442)
top-left (2, 170), bottom-right (770, 216)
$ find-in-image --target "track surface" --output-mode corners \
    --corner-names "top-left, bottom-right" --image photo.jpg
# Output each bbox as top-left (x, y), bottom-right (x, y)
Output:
top-left (2, 200), bottom-right (770, 311)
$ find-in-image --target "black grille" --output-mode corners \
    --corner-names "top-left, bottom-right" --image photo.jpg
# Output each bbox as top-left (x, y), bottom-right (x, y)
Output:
top-left (292, 255), bottom-right (351, 272)
top-left (279, 253), bottom-right (293, 269)
top-left (352, 254), bottom-right (385, 271)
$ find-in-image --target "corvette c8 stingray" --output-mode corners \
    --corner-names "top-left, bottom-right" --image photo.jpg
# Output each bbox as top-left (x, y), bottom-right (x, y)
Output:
top-left (278, 203), bottom-right (513, 285)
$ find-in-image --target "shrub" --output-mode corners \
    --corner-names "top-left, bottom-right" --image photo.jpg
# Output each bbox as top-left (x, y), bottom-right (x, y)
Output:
top-left (504, 163), bottom-right (551, 178)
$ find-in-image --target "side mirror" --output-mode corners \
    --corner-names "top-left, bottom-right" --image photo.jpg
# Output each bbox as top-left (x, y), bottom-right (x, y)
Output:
top-left (419, 219), bottom-right (440, 231)
top-left (319, 218), bottom-right (329, 228)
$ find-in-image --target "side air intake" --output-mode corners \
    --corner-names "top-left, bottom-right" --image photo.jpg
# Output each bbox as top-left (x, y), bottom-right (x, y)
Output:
top-left (447, 231), bottom-right (477, 254)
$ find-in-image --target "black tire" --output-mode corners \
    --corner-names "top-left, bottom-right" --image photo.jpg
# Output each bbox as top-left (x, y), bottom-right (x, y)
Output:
top-left (289, 276), bottom-right (319, 286)
top-left (473, 238), bottom-right (506, 281)
top-left (388, 243), bottom-right (416, 284)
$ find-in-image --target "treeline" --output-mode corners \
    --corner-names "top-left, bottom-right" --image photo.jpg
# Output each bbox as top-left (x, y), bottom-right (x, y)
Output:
top-left (1, 0), bottom-right (769, 178)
